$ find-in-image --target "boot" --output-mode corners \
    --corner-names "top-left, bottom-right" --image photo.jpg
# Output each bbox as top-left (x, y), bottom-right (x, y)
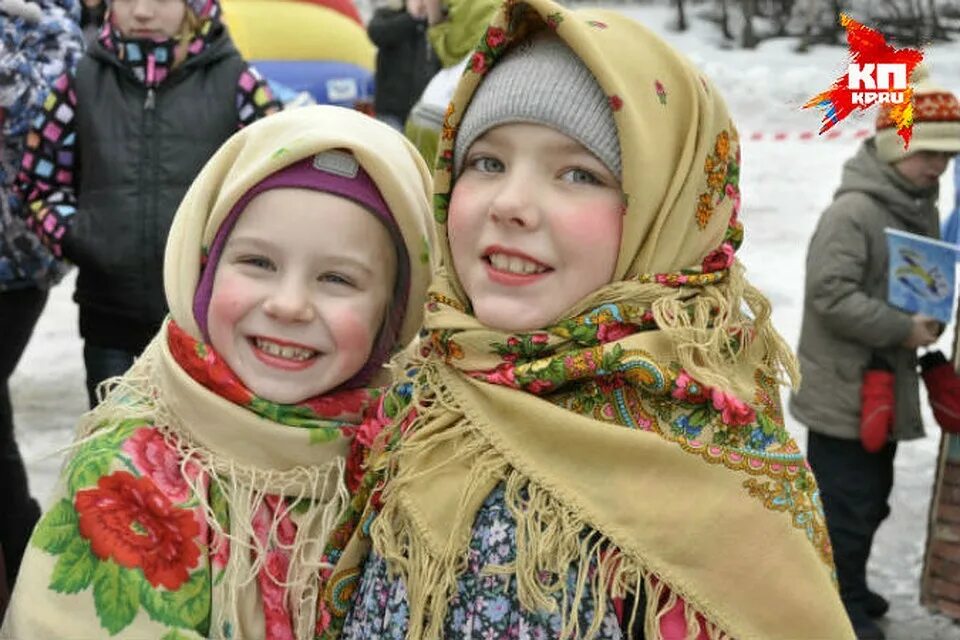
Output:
top-left (860, 369), bottom-right (894, 453)
top-left (920, 350), bottom-right (960, 434)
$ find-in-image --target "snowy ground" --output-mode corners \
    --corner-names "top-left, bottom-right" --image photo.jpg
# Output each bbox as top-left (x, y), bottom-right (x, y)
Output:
top-left (11, 3), bottom-right (960, 638)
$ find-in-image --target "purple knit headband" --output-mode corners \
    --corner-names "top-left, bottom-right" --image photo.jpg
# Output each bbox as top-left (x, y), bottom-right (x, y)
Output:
top-left (193, 150), bottom-right (411, 389)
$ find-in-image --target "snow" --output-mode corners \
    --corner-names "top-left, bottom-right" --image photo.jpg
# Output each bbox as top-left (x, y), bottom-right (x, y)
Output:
top-left (12, 3), bottom-right (960, 637)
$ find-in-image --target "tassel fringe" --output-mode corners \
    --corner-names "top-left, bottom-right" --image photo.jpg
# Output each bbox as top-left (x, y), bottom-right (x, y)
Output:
top-left (370, 362), bottom-right (734, 640)
top-left (72, 340), bottom-right (349, 640)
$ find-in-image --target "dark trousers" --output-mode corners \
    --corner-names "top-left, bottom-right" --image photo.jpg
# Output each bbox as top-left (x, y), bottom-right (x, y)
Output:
top-left (0, 287), bottom-right (48, 591)
top-left (82, 343), bottom-right (137, 409)
top-left (807, 430), bottom-right (896, 613)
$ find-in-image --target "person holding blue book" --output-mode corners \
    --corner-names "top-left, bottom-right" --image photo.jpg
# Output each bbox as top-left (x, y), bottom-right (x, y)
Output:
top-left (789, 70), bottom-right (960, 640)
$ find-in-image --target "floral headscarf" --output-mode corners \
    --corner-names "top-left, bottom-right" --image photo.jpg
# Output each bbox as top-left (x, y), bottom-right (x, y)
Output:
top-left (2, 106), bottom-right (436, 640)
top-left (327, 2), bottom-right (855, 639)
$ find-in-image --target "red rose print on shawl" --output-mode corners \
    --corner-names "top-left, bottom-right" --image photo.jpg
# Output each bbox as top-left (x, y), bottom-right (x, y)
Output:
top-left (258, 550), bottom-right (295, 640)
top-left (701, 242), bottom-right (735, 273)
top-left (122, 427), bottom-right (196, 503)
top-left (167, 321), bottom-right (253, 406)
top-left (597, 321), bottom-right (633, 343)
top-left (304, 388), bottom-right (368, 419)
top-left (75, 471), bottom-right (201, 589)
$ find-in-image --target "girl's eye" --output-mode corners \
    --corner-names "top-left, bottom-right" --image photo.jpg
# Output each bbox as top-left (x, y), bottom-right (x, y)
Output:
top-left (319, 272), bottom-right (354, 287)
top-left (239, 255), bottom-right (274, 270)
top-left (468, 156), bottom-right (505, 174)
top-left (560, 168), bottom-right (602, 185)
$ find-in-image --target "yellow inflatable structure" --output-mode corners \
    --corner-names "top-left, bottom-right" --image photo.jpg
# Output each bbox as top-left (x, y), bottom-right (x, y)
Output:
top-left (220, 0), bottom-right (375, 70)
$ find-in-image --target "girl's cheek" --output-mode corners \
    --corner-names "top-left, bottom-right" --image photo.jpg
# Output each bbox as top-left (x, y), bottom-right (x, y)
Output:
top-left (208, 271), bottom-right (250, 331)
top-left (326, 305), bottom-right (378, 358)
top-left (555, 201), bottom-right (622, 247)
top-left (447, 182), bottom-right (476, 237)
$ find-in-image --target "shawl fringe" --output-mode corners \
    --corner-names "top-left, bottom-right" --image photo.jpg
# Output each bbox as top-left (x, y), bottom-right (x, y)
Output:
top-left (74, 340), bottom-right (349, 640)
top-left (578, 260), bottom-right (800, 404)
top-left (370, 363), bottom-right (732, 640)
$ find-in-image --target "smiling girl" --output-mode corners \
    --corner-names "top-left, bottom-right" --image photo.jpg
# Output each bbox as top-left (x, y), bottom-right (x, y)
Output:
top-left (15, 0), bottom-right (281, 411)
top-left (2, 106), bottom-right (435, 639)
top-left (329, 2), bottom-right (856, 639)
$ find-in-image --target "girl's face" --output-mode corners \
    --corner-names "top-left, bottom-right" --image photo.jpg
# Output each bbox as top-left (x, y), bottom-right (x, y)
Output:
top-left (207, 189), bottom-right (397, 404)
top-left (448, 123), bottom-right (623, 332)
top-left (110, 0), bottom-right (186, 39)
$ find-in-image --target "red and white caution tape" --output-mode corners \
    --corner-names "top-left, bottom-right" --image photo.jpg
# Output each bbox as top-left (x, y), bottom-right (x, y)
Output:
top-left (745, 128), bottom-right (871, 141)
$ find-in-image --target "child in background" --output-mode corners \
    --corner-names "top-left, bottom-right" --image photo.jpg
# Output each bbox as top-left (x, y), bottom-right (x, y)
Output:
top-left (332, 1), bottom-right (855, 638)
top-left (16, 0), bottom-right (281, 408)
top-left (367, 0), bottom-right (440, 131)
top-left (2, 105), bottom-right (435, 639)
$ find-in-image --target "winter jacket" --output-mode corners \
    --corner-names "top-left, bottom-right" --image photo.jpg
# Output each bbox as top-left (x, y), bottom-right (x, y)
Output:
top-left (16, 14), bottom-right (281, 350)
top-left (0, 0), bottom-right (83, 291)
top-left (367, 7), bottom-right (439, 122)
top-left (789, 138), bottom-right (939, 441)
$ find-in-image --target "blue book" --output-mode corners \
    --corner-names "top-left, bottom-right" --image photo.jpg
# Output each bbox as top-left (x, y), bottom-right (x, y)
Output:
top-left (885, 228), bottom-right (960, 324)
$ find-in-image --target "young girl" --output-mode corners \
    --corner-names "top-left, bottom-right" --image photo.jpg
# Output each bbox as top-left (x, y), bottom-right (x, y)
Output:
top-left (2, 105), bottom-right (435, 639)
top-left (330, 2), bottom-right (856, 639)
top-left (15, 0), bottom-right (281, 408)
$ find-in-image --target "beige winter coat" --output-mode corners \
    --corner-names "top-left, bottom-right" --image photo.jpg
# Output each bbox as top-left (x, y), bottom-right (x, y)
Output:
top-left (789, 138), bottom-right (939, 441)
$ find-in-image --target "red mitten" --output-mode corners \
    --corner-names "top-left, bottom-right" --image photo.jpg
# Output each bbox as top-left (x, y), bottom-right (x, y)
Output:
top-left (920, 351), bottom-right (960, 434)
top-left (861, 370), bottom-right (895, 453)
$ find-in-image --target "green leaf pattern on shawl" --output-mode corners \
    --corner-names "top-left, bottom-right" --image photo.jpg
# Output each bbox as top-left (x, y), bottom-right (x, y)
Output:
top-left (92, 560), bottom-right (141, 634)
top-left (49, 535), bottom-right (97, 594)
top-left (31, 498), bottom-right (77, 555)
top-left (27, 418), bottom-right (212, 636)
top-left (140, 571), bottom-right (211, 630)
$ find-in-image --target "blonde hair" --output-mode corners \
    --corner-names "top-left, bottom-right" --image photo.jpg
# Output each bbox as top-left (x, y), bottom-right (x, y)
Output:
top-left (173, 7), bottom-right (201, 67)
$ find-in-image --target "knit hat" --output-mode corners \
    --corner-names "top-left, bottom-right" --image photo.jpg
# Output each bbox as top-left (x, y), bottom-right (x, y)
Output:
top-left (453, 33), bottom-right (621, 180)
top-left (875, 67), bottom-right (960, 163)
top-left (192, 150), bottom-right (411, 388)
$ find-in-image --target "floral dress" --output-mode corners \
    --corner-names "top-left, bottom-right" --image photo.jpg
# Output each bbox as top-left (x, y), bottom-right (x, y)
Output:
top-left (342, 483), bottom-right (625, 639)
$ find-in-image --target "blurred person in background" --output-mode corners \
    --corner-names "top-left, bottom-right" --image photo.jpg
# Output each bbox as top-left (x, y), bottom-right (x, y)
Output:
top-left (790, 72), bottom-right (960, 640)
top-left (0, 0), bottom-right (83, 605)
top-left (367, 0), bottom-right (439, 131)
top-left (79, 0), bottom-right (105, 46)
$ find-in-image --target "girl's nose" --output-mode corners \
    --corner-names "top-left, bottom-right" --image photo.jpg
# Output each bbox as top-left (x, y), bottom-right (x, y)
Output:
top-left (132, 0), bottom-right (153, 17)
top-left (488, 170), bottom-right (540, 229)
top-left (262, 281), bottom-right (315, 322)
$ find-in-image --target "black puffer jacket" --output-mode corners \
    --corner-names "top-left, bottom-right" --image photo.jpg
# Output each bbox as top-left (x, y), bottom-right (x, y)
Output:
top-left (71, 30), bottom-right (245, 349)
top-left (368, 7), bottom-right (440, 122)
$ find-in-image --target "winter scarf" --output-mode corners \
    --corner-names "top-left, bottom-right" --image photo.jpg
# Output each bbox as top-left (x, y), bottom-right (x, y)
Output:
top-left (331, 2), bottom-right (855, 639)
top-left (95, 0), bottom-right (221, 89)
top-left (2, 105), bottom-right (435, 639)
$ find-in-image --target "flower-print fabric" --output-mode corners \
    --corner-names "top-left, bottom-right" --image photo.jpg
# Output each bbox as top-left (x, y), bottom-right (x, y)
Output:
top-left (342, 483), bottom-right (624, 640)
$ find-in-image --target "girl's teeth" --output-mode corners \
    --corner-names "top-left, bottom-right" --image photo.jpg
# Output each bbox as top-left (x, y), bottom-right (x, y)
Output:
top-left (254, 338), bottom-right (317, 361)
top-left (489, 253), bottom-right (546, 274)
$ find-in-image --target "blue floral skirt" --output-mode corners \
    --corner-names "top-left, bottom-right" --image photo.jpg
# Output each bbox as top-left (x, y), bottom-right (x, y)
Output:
top-left (342, 483), bottom-right (624, 639)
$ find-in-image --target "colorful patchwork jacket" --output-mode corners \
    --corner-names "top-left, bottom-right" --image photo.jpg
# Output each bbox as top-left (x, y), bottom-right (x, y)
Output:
top-left (0, 0), bottom-right (83, 290)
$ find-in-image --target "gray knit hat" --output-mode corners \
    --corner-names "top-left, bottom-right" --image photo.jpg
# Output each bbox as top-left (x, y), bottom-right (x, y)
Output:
top-left (453, 34), bottom-right (621, 180)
